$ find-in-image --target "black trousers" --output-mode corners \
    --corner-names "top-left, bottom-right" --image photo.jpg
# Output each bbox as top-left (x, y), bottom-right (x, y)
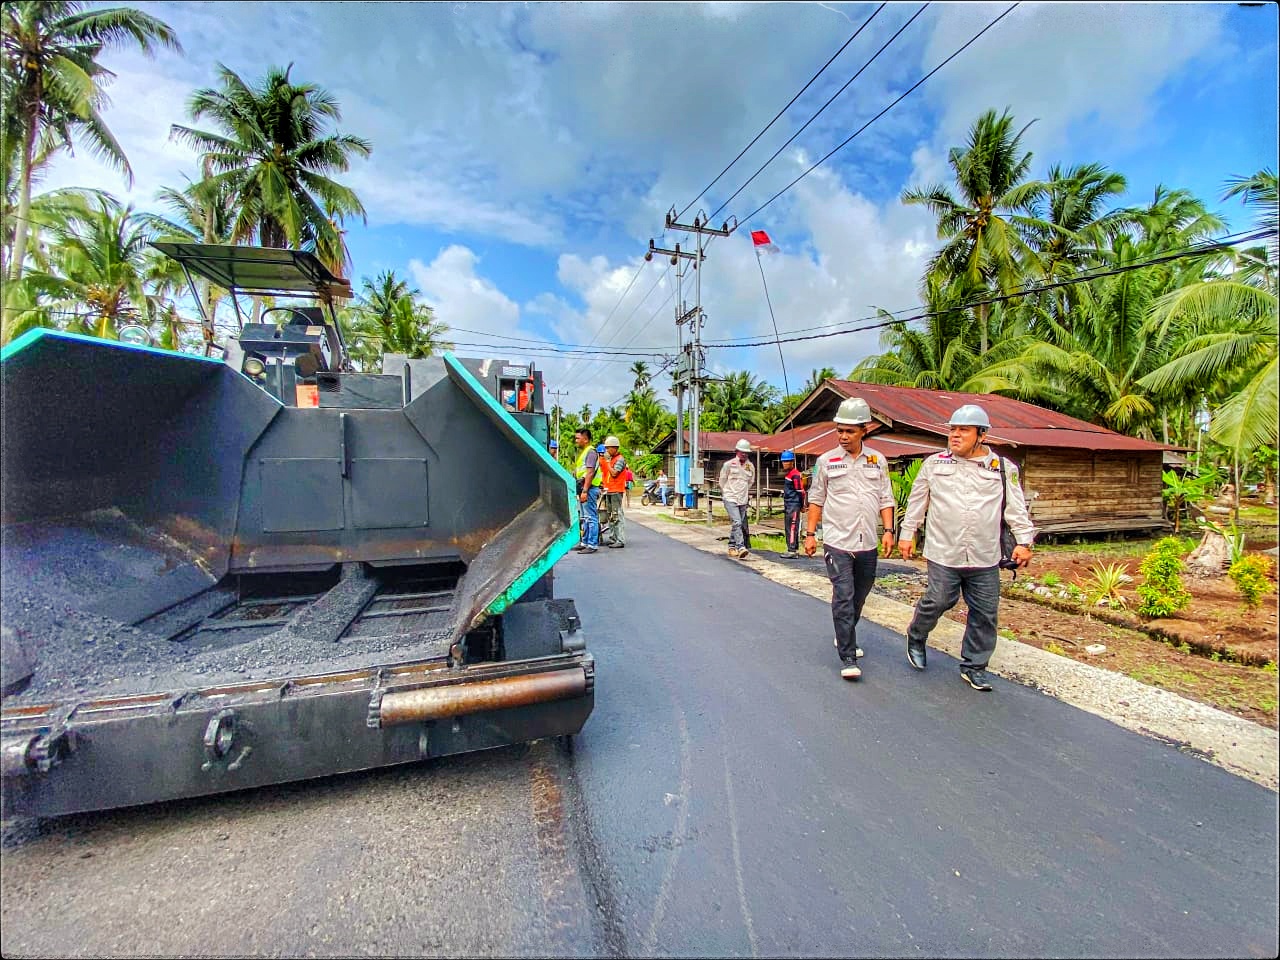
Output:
top-left (907, 562), bottom-right (1001, 670)
top-left (823, 546), bottom-right (878, 661)
top-left (784, 504), bottom-right (803, 552)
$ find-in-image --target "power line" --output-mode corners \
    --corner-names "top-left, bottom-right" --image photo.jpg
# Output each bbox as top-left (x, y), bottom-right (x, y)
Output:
top-left (558, 266), bottom-right (671, 394)
top-left (737, 2), bottom-right (1020, 228)
top-left (556, 256), bottom-right (652, 389)
top-left (707, 227), bottom-right (1276, 350)
top-left (564, 270), bottom-right (676, 395)
top-left (559, 262), bottom-right (671, 392)
top-left (446, 325), bottom-right (672, 353)
top-left (708, 2), bottom-right (928, 222)
top-left (676, 2), bottom-right (887, 221)
top-left (702, 227), bottom-right (1271, 347)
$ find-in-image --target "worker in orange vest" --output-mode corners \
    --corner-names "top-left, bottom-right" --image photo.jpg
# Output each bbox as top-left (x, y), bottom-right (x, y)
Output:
top-left (600, 436), bottom-right (628, 549)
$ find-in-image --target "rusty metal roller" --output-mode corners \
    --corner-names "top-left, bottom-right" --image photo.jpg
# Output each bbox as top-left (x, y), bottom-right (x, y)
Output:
top-left (376, 668), bottom-right (587, 727)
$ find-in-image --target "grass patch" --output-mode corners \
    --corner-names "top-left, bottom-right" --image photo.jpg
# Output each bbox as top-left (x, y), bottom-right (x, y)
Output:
top-left (1127, 664), bottom-right (1202, 688)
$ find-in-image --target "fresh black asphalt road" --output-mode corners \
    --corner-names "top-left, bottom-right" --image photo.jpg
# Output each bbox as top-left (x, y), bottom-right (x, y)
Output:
top-left (2, 522), bottom-right (1276, 958)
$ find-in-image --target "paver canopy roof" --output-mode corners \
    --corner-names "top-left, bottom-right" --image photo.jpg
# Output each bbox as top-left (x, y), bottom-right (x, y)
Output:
top-left (150, 242), bottom-right (352, 300)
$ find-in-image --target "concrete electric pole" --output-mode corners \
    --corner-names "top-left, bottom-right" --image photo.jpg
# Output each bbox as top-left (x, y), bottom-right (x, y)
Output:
top-left (647, 210), bottom-right (735, 514)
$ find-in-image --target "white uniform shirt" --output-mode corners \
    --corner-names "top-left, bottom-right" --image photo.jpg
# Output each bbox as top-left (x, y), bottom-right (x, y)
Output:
top-left (807, 444), bottom-right (894, 553)
top-left (899, 448), bottom-right (1036, 568)
top-left (718, 457), bottom-right (755, 506)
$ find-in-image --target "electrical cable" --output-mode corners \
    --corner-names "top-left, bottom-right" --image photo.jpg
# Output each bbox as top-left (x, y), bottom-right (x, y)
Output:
top-left (560, 262), bottom-right (671, 392)
top-left (702, 227), bottom-right (1272, 347)
top-left (676, 2), bottom-right (887, 221)
top-left (564, 270), bottom-right (676, 395)
top-left (708, 227), bottom-right (1275, 350)
top-left (737, 3), bottom-right (1019, 229)
top-left (709, 3), bottom-right (928, 222)
top-left (555, 255), bottom-right (651, 387)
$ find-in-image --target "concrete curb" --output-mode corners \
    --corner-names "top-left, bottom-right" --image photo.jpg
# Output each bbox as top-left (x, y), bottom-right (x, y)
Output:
top-left (627, 505), bottom-right (1279, 792)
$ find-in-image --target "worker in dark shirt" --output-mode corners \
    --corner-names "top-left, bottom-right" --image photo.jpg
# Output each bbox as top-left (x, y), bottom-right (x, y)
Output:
top-left (780, 450), bottom-right (806, 558)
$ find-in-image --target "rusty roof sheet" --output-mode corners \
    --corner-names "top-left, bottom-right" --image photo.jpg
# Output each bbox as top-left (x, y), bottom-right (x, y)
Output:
top-left (825, 380), bottom-right (1173, 452)
top-left (755, 424), bottom-right (940, 458)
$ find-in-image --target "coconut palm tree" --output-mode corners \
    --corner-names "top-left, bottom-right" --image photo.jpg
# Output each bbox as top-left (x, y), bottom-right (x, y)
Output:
top-left (149, 165), bottom-right (238, 350)
top-left (806, 366), bottom-right (837, 393)
top-left (902, 108), bottom-right (1047, 353)
top-left (2, 1), bottom-right (180, 283)
top-left (170, 63), bottom-right (370, 271)
top-left (1019, 162), bottom-right (1129, 332)
top-left (701, 370), bottom-right (776, 432)
top-left (1005, 187), bottom-right (1225, 437)
top-left (629, 360), bottom-right (651, 391)
top-left (13, 187), bottom-right (161, 340)
top-left (342, 283), bottom-right (451, 371)
top-left (1138, 170), bottom-right (1278, 458)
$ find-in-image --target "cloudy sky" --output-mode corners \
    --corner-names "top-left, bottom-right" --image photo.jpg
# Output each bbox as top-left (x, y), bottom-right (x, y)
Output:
top-left (44, 1), bottom-right (1279, 410)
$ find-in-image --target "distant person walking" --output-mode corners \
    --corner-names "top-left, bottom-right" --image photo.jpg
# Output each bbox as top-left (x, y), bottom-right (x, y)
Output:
top-left (600, 436), bottom-right (628, 549)
top-left (898, 404), bottom-right (1036, 692)
top-left (804, 398), bottom-right (895, 681)
top-left (719, 439), bottom-right (755, 558)
top-left (656, 470), bottom-right (670, 505)
top-left (572, 428), bottom-right (602, 554)
top-left (779, 450), bottom-right (805, 558)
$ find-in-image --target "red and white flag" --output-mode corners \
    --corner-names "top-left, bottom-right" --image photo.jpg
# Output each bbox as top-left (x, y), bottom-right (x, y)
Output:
top-left (750, 229), bottom-right (778, 253)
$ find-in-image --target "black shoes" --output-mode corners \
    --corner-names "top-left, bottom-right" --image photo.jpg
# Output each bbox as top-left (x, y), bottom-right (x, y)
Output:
top-left (907, 642), bottom-right (927, 671)
top-left (960, 668), bottom-right (993, 691)
top-left (840, 657), bottom-right (862, 680)
top-left (607, 542), bottom-right (625, 549)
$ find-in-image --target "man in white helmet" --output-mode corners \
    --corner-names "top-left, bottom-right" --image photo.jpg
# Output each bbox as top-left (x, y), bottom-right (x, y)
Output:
top-left (804, 396), bottom-right (895, 681)
top-left (719, 438), bottom-right (756, 558)
top-left (898, 403), bottom-right (1036, 692)
top-left (600, 436), bottom-right (628, 549)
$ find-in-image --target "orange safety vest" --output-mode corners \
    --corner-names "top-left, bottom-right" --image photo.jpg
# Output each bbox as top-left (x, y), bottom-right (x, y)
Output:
top-left (601, 453), bottom-right (628, 494)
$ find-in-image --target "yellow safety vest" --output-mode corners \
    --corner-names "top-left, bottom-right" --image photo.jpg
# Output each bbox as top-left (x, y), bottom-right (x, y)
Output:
top-left (576, 447), bottom-right (602, 487)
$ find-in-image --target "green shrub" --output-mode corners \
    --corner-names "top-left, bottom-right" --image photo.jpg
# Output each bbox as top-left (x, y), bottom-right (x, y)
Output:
top-left (1041, 572), bottom-right (1061, 587)
top-left (1136, 537), bottom-right (1192, 619)
top-left (1229, 553), bottom-right (1275, 609)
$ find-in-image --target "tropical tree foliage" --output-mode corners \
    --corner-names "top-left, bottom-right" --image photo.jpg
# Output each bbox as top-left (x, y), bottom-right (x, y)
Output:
top-left (170, 63), bottom-right (370, 274)
top-left (340, 270), bottom-right (452, 371)
top-left (1, 0), bottom-right (180, 283)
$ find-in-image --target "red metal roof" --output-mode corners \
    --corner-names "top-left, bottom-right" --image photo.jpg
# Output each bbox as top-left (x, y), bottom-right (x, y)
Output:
top-left (756, 424), bottom-right (940, 458)
top-left (819, 380), bottom-right (1172, 452)
top-left (664, 430), bottom-right (774, 453)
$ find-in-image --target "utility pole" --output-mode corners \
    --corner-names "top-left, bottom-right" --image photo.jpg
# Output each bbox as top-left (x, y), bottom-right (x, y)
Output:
top-left (646, 238), bottom-right (700, 510)
top-left (652, 209), bottom-right (735, 518)
top-left (548, 388), bottom-right (568, 458)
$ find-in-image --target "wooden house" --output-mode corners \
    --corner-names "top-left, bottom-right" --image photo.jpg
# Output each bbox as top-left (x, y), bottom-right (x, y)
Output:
top-left (777, 380), bottom-right (1176, 537)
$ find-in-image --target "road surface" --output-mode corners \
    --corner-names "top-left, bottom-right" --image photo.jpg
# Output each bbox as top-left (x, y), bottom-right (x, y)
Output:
top-left (2, 523), bottom-right (1276, 957)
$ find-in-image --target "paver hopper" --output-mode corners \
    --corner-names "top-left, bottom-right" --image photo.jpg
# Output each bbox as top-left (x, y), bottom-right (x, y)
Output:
top-left (0, 244), bottom-right (592, 818)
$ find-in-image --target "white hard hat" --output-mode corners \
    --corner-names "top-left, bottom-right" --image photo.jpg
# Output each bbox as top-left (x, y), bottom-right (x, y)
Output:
top-left (833, 397), bottom-right (872, 425)
top-left (604, 435), bottom-right (621, 448)
top-left (734, 438), bottom-right (753, 452)
top-left (947, 404), bottom-right (991, 429)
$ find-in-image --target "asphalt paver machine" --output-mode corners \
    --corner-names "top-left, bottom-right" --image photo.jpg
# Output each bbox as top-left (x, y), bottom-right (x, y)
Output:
top-left (0, 243), bottom-right (592, 817)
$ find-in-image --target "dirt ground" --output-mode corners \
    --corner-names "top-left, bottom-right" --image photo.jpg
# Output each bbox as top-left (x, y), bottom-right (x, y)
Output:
top-left (876, 547), bottom-right (1280, 730)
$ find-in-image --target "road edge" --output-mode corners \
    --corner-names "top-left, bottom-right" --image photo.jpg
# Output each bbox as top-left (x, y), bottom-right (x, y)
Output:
top-left (627, 507), bottom-right (1279, 792)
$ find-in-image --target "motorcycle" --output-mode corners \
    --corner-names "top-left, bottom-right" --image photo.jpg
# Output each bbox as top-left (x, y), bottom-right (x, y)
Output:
top-left (641, 478), bottom-right (668, 506)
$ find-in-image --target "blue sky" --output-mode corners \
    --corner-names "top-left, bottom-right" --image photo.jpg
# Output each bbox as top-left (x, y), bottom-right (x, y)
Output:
top-left (44, 1), bottom-right (1279, 409)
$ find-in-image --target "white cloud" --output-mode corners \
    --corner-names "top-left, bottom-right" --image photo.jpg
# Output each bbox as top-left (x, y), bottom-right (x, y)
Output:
top-left (29, 1), bottom-right (1266, 415)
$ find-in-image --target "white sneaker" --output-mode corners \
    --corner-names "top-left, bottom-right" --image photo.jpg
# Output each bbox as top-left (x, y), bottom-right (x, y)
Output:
top-left (834, 637), bottom-right (865, 658)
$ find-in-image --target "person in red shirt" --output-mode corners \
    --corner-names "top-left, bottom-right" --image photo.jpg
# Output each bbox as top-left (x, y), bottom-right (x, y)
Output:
top-left (780, 450), bottom-right (806, 558)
